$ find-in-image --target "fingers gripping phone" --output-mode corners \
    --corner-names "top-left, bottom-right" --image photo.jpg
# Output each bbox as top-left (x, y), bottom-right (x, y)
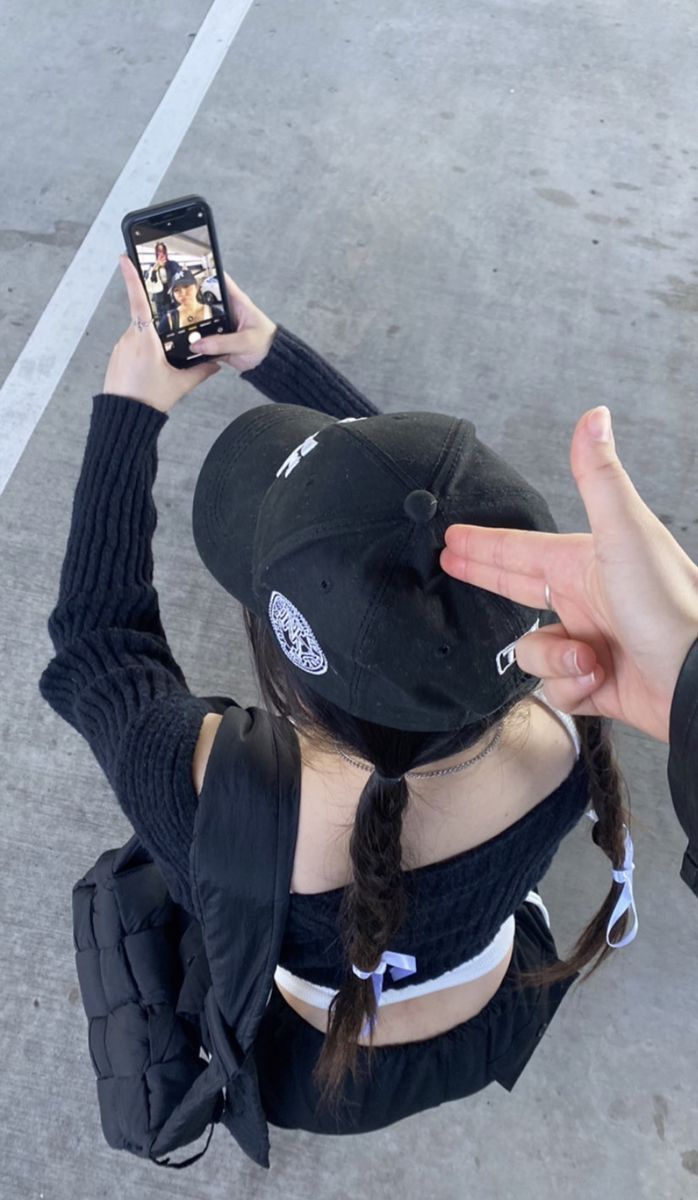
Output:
top-left (121, 194), bottom-right (237, 369)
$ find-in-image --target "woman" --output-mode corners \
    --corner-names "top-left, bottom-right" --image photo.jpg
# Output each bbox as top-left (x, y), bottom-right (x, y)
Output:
top-left (39, 255), bottom-right (697, 1157)
top-left (148, 241), bottom-right (181, 320)
top-left (156, 268), bottom-right (225, 336)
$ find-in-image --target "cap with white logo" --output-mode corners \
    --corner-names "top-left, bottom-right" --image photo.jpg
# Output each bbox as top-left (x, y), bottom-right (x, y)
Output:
top-left (192, 389), bottom-right (559, 731)
top-left (168, 269), bottom-right (198, 296)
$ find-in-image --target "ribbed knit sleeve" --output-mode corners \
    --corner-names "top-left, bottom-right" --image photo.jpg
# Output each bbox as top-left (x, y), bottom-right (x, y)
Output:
top-left (240, 323), bottom-right (381, 418)
top-left (38, 393), bottom-right (219, 911)
top-left (38, 327), bottom-right (381, 914)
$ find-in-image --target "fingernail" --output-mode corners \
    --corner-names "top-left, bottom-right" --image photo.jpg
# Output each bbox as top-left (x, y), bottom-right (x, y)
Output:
top-left (576, 670), bottom-right (596, 687)
top-left (564, 649), bottom-right (582, 674)
top-left (589, 406), bottom-right (611, 442)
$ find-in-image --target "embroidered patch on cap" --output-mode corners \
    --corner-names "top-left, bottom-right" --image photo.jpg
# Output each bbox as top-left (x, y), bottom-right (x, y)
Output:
top-left (268, 590), bottom-right (328, 675)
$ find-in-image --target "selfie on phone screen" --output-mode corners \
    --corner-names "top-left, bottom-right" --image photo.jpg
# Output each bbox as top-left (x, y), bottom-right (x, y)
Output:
top-left (134, 224), bottom-right (227, 362)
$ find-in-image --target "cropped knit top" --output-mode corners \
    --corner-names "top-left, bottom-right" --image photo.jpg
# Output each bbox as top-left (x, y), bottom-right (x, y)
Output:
top-left (274, 690), bottom-right (586, 1008)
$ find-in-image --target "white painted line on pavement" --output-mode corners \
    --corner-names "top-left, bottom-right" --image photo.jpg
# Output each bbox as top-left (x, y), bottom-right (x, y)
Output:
top-left (0, 0), bottom-right (254, 494)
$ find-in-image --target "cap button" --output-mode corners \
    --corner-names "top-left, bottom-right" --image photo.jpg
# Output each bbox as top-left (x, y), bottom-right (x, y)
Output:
top-left (403, 489), bottom-right (438, 525)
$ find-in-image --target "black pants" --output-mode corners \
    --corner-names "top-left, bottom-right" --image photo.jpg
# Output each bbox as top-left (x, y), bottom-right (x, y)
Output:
top-left (252, 894), bottom-right (579, 1135)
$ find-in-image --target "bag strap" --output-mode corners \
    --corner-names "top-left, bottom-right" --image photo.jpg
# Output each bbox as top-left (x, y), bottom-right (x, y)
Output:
top-left (151, 1100), bottom-right (222, 1169)
top-left (190, 701), bottom-right (301, 1040)
top-left (182, 700), bottom-right (301, 1167)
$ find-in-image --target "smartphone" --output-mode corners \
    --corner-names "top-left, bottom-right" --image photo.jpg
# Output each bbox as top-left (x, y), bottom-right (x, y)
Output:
top-left (121, 194), bottom-right (237, 369)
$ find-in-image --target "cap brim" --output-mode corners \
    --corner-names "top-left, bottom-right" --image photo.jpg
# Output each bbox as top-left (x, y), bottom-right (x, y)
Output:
top-left (192, 404), bottom-right (338, 613)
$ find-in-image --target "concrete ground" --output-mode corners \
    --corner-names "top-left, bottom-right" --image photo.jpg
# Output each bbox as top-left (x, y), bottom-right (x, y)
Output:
top-left (2, 1), bottom-right (697, 1197)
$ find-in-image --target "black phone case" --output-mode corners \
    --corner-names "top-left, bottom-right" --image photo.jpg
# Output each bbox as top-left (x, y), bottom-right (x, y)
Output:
top-left (121, 194), bottom-right (236, 370)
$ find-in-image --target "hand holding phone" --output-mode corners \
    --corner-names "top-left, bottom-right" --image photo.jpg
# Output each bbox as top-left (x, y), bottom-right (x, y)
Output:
top-left (122, 194), bottom-right (237, 370)
top-left (122, 193), bottom-right (277, 375)
top-left (103, 254), bottom-right (222, 413)
top-left (194, 270), bottom-right (278, 374)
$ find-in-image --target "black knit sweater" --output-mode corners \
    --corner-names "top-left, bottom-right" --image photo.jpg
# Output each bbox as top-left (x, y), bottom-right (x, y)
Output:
top-left (38, 325), bottom-right (383, 913)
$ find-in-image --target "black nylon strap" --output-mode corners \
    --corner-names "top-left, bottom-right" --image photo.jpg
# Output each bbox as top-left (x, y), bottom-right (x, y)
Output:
top-left (151, 1095), bottom-right (223, 1169)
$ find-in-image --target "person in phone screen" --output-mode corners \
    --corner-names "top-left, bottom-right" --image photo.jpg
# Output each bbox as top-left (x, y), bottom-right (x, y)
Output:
top-left (147, 242), bottom-right (182, 320)
top-left (156, 269), bottom-right (225, 337)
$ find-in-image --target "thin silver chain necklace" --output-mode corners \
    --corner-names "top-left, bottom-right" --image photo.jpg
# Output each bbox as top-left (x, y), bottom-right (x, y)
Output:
top-left (337, 722), bottom-right (503, 778)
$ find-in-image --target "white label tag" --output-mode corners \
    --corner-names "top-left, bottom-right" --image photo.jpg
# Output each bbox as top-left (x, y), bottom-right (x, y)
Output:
top-left (495, 616), bottom-right (540, 675)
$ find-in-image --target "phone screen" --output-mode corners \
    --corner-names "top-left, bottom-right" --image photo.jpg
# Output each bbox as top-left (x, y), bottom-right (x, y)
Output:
top-left (122, 195), bottom-right (235, 369)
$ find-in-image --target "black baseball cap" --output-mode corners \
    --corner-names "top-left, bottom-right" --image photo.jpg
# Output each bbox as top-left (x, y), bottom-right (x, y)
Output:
top-left (192, 403), bottom-right (559, 731)
top-left (168, 269), bottom-right (198, 296)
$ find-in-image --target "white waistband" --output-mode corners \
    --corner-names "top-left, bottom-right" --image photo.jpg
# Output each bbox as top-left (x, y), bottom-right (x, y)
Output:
top-left (274, 890), bottom-right (550, 1010)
